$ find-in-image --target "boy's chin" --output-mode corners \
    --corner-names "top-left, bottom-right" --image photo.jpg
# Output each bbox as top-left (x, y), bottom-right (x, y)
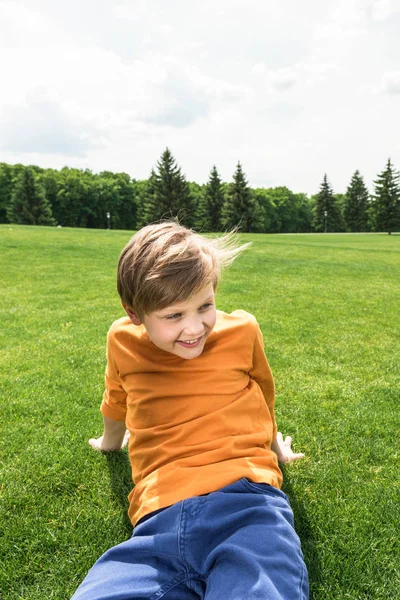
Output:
top-left (179, 349), bottom-right (204, 360)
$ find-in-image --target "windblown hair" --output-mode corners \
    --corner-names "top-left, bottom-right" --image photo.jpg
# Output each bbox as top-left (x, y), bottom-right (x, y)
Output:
top-left (117, 221), bottom-right (250, 318)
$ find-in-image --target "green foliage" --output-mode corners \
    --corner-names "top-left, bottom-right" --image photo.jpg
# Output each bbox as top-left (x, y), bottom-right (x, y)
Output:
top-left (196, 166), bottom-right (225, 232)
top-left (221, 162), bottom-right (264, 232)
top-left (6, 167), bottom-right (55, 226)
top-left (343, 170), bottom-right (370, 232)
top-left (294, 192), bottom-right (314, 233)
top-left (55, 168), bottom-right (91, 227)
top-left (138, 148), bottom-right (196, 227)
top-left (98, 171), bottom-right (137, 231)
top-left (36, 168), bottom-right (138, 230)
top-left (370, 158), bottom-right (400, 234)
top-left (0, 163), bottom-right (14, 223)
top-left (134, 179), bottom-right (148, 221)
top-left (0, 163), bottom-right (41, 224)
top-left (137, 169), bottom-right (157, 227)
top-left (255, 187), bottom-right (313, 233)
top-left (38, 169), bottom-right (60, 222)
top-left (5, 153), bottom-right (399, 235)
top-left (0, 156), bottom-right (319, 234)
top-left (314, 174), bottom-right (343, 232)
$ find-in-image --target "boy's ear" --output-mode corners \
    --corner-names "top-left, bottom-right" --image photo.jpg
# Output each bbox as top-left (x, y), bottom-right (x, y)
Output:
top-left (122, 302), bottom-right (142, 326)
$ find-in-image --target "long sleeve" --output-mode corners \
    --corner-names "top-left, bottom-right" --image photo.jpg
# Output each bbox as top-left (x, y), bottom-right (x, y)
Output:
top-left (249, 323), bottom-right (277, 441)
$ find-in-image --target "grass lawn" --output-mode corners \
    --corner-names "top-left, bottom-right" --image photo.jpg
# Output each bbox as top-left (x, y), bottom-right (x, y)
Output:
top-left (1, 225), bottom-right (399, 599)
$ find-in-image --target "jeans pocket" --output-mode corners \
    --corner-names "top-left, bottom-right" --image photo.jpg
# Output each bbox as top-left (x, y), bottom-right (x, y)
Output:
top-left (240, 478), bottom-right (289, 501)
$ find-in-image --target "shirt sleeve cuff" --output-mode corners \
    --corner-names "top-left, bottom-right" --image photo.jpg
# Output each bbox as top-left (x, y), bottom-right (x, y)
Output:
top-left (100, 400), bottom-right (127, 422)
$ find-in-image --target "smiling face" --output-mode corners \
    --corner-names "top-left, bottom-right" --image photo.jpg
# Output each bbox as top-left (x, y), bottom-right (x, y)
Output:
top-left (137, 284), bottom-right (217, 360)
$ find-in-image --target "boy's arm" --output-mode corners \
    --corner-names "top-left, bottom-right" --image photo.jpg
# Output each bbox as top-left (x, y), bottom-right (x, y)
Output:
top-left (89, 415), bottom-right (129, 452)
top-left (249, 322), bottom-right (278, 440)
top-left (249, 321), bottom-right (305, 464)
top-left (89, 326), bottom-right (129, 452)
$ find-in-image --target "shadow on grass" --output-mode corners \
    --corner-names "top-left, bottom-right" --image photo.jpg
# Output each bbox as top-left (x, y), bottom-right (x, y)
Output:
top-left (281, 466), bottom-right (322, 597)
top-left (104, 451), bottom-right (134, 535)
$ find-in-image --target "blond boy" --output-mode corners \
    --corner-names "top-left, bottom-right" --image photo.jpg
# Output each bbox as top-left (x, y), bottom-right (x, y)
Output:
top-left (72, 221), bottom-right (308, 600)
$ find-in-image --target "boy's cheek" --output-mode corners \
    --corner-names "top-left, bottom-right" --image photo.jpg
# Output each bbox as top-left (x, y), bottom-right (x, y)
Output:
top-left (208, 311), bottom-right (217, 331)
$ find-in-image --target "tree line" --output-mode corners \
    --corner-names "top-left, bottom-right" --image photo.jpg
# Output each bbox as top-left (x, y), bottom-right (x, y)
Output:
top-left (1, 148), bottom-right (400, 234)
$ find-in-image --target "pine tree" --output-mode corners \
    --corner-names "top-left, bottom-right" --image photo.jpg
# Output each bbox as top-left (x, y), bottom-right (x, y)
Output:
top-left (221, 162), bottom-right (264, 232)
top-left (139, 148), bottom-right (196, 227)
top-left (7, 167), bottom-right (55, 226)
top-left (137, 170), bottom-right (157, 227)
top-left (197, 166), bottom-right (225, 232)
top-left (370, 159), bottom-right (400, 234)
top-left (343, 170), bottom-right (369, 232)
top-left (314, 174), bottom-right (342, 232)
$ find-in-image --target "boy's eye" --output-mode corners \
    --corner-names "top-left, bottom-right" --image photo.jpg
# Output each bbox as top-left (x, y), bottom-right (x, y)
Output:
top-left (165, 313), bottom-right (181, 320)
top-left (200, 302), bottom-right (213, 311)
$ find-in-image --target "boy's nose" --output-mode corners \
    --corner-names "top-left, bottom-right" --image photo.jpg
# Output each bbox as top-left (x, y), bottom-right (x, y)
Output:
top-left (183, 316), bottom-right (205, 337)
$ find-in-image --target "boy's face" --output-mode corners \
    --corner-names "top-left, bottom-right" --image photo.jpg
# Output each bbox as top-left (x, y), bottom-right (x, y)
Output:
top-left (140, 284), bottom-right (217, 360)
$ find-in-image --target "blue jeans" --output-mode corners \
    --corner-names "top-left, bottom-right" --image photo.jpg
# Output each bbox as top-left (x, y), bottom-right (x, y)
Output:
top-left (71, 479), bottom-right (309, 599)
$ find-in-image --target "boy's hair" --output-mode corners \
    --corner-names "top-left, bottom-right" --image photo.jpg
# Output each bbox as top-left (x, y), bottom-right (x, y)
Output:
top-left (117, 221), bottom-right (250, 318)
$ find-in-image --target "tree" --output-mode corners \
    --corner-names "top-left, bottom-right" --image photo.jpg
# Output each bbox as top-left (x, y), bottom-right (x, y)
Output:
top-left (253, 188), bottom-right (276, 233)
top-left (99, 171), bottom-right (137, 230)
top-left (221, 162), bottom-right (264, 232)
top-left (197, 166), bottom-right (225, 232)
top-left (139, 148), bottom-right (196, 227)
top-left (135, 179), bottom-right (149, 228)
top-left (7, 167), bottom-right (55, 226)
top-left (293, 192), bottom-right (314, 233)
top-left (370, 159), bottom-right (400, 234)
top-left (343, 170), bottom-right (369, 232)
top-left (137, 169), bottom-right (158, 227)
top-left (0, 163), bottom-right (28, 223)
top-left (314, 174), bottom-right (342, 232)
top-left (189, 181), bottom-right (205, 230)
top-left (255, 186), bottom-right (313, 233)
top-left (0, 163), bottom-right (14, 223)
top-left (55, 168), bottom-right (90, 227)
top-left (38, 168), bottom-right (62, 225)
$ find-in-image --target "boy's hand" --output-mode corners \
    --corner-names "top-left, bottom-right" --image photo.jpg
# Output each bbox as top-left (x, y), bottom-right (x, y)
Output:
top-left (89, 429), bottom-right (130, 452)
top-left (272, 432), bottom-right (305, 464)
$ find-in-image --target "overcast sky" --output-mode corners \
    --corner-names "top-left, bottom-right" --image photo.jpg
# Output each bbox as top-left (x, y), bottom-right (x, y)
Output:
top-left (1, 0), bottom-right (400, 194)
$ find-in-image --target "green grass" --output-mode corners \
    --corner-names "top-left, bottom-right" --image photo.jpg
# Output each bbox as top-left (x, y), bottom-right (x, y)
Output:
top-left (1, 225), bottom-right (399, 599)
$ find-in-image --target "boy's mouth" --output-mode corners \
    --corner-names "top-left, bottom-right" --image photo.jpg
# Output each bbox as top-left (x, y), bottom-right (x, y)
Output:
top-left (176, 336), bottom-right (203, 348)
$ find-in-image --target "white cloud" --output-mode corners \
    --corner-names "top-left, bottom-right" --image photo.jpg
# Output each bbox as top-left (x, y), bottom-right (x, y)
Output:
top-left (0, 95), bottom-right (105, 155)
top-left (0, 0), bottom-right (70, 47)
top-left (114, 1), bottom-right (147, 21)
top-left (0, 0), bottom-right (399, 194)
top-left (271, 69), bottom-right (299, 92)
top-left (371, 0), bottom-right (400, 21)
top-left (381, 71), bottom-right (400, 94)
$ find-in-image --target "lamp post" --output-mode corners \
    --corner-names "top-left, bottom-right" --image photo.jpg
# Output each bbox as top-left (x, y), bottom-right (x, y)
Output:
top-left (324, 210), bottom-right (328, 233)
top-left (107, 212), bottom-right (111, 230)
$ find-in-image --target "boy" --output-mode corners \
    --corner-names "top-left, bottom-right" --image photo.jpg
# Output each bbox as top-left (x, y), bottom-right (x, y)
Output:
top-left (72, 221), bottom-right (309, 600)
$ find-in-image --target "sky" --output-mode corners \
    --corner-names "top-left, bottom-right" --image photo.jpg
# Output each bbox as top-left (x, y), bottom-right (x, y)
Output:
top-left (1, 0), bottom-right (400, 195)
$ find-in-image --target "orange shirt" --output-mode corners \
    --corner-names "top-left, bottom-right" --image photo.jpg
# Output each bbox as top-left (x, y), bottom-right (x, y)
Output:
top-left (101, 309), bottom-right (283, 526)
